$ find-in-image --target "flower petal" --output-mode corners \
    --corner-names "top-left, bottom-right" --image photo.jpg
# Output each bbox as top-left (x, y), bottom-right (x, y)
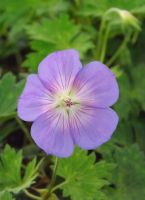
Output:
top-left (70, 107), bottom-right (118, 149)
top-left (18, 74), bottom-right (53, 121)
top-left (73, 61), bottom-right (119, 107)
top-left (38, 49), bottom-right (82, 92)
top-left (31, 110), bottom-right (74, 157)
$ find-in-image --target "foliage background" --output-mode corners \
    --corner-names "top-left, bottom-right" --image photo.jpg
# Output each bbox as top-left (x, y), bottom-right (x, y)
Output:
top-left (0, 0), bottom-right (145, 199)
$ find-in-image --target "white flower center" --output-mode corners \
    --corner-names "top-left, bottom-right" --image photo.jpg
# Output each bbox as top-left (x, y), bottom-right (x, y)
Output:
top-left (54, 90), bottom-right (80, 111)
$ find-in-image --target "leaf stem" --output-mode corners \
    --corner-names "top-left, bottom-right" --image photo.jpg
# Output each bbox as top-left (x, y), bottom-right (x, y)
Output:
top-left (42, 156), bottom-right (59, 200)
top-left (106, 33), bottom-right (131, 66)
top-left (96, 17), bottom-right (106, 59)
top-left (51, 180), bottom-right (68, 192)
top-left (15, 116), bottom-right (33, 143)
top-left (100, 26), bottom-right (110, 62)
top-left (24, 190), bottom-right (40, 200)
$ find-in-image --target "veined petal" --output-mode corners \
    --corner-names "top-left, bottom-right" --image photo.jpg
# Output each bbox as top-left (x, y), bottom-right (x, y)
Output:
top-left (31, 110), bottom-right (74, 157)
top-left (38, 49), bottom-right (82, 92)
top-left (72, 61), bottom-right (119, 107)
top-left (70, 107), bottom-right (118, 149)
top-left (18, 74), bottom-right (53, 121)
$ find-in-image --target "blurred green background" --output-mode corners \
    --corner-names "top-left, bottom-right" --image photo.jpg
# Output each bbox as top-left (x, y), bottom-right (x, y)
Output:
top-left (0, 0), bottom-right (145, 200)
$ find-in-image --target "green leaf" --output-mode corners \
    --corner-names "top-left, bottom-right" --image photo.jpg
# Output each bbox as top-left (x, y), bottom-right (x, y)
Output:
top-left (22, 41), bottom-right (55, 72)
top-left (114, 73), bottom-right (132, 120)
top-left (24, 14), bottom-right (93, 72)
top-left (0, 191), bottom-right (14, 200)
top-left (56, 148), bottom-right (114, 200)
top-left (108, 144), bottom-right (145, 200)
top-left (0, 145), bottom-right (22, 192)
top-left (0, 120), bottom-right (18, 142)
top-left (0, 73), bottom-right (25, 119)
top-left (112, 120), bottom-right (133, 146)
top-left (131, 27), bottom-right (145, 64)
top-left (0, 0), bottom-right (68, 40)
top-left (132, 119), bottom-right (145, 152)
top-left (117, 46), bottom-right (132, 66)
top-left (26, 15), bottom-right (80, 44)
top-left (0, 145), bottom-right (40, 193)
top-left (97, 141), bottom-right (117, 162)
top-left (131, 66), bottom-right (145, 111)
top-left (22, 158), bottom-right (42, 189)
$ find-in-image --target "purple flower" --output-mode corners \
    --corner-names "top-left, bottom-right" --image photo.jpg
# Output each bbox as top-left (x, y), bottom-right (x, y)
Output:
top-left (18, 49), bottom-right (119, 157)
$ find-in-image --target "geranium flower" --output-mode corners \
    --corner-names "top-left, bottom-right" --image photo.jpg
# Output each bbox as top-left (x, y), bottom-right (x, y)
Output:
top-left (18, 49), bottom-right (119, 157)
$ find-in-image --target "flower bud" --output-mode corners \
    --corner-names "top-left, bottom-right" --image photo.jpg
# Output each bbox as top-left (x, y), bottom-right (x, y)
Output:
top-left (117, 9), bottom-right (141, 31)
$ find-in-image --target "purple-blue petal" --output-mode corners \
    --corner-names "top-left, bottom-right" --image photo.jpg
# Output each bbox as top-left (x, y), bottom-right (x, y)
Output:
top-left (18, 74), bottom-right (53, 122)
top-left (70, 107), bottom-right (118, 149)
top-left (38, 49), bottom-right (82, 92)
top-left (73, 61), bottom-right (119, 108)
top-left (31, 110), bottom-right (74, 157)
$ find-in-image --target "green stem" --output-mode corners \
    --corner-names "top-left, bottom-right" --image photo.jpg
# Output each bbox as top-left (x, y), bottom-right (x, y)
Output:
top-left (15, 116), bottom-right (33, 143)
top-left (132, 31), bottom-right (138, 44)
top-left (100, 26), bottom-right (110, 62)
top-left (24, 190), bottom-right (40, 200)
top-left (96, 7), bottom-right (133, 61)
top-left (96, 8), bottom-right (116, 59)
top-left (106, 33), bottom-right (131, 66)
top-left (96, 17), bottom-right (106, 59)
top-left (51, 180), bottom-right (68, 193)
top-left (42, 157), bottom-right (59, 200)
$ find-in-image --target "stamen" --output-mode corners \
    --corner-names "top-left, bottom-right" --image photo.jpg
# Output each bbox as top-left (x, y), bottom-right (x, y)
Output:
top-left (64, 98), bottom-right (74, 107)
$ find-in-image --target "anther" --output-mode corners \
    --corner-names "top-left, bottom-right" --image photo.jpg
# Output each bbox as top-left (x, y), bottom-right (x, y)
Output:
top-left (64, 98), bottom-right (74, 107)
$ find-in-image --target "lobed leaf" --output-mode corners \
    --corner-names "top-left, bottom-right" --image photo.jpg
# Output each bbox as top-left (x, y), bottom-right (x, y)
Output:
top-left (0, 145), bottom-right (41, 194)
top-left (108, 144), bottom-right (145, 200)
top-left (0, 191), bottom-right (14, 200)
top-left (24, 14), bottom-right (93, 72)
top-left (0, 73), bottom-right (25, 119)
top-left (56, 147), bottom-right (114, 200)
top-left (0, 0), bottom-right (68, 39)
